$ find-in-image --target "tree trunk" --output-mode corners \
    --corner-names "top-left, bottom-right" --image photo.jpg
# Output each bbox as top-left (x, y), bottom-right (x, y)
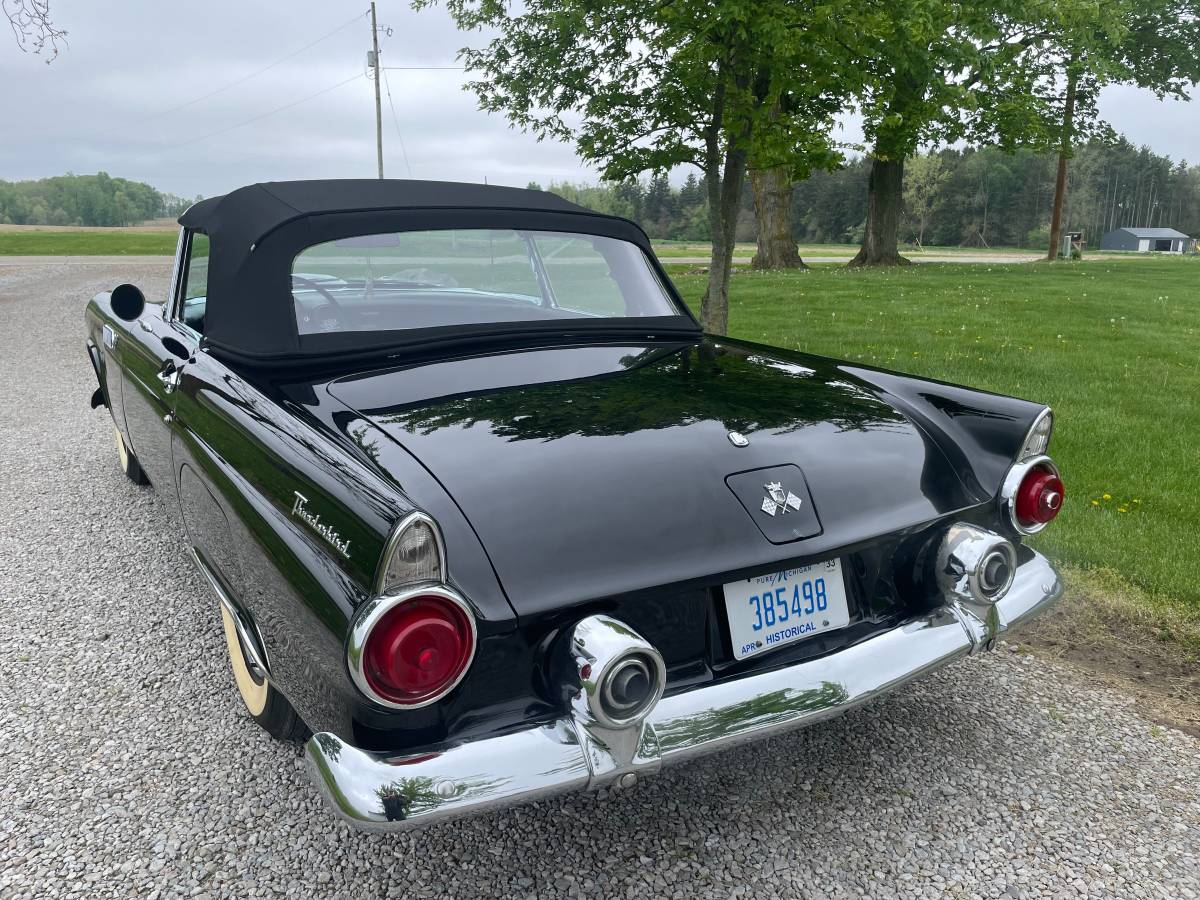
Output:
top-left (701, 150), bottom-right (748, 335)
top-left (1047, 66), bottom-right (1078, 261)
top-left (848, 155), bottom-right (909, 267)
top-left (749, 167), bottom-right (805, 269)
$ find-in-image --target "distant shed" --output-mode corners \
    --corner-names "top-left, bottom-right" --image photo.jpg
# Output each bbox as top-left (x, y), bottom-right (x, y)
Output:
top-left (1099, 227), bottom-right (1190, 253)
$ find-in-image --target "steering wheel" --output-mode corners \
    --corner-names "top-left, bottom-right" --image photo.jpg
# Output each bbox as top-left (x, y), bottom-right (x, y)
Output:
top-left (291, 274), bottom-right (346, 327)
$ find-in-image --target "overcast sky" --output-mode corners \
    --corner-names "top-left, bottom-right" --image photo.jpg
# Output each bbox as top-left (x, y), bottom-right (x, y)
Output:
top-left (2, 0), bottom-right (1196, 200)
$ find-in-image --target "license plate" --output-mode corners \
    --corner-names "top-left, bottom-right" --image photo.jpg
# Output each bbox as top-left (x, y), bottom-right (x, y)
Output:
top-left (723, 559), bottom-right (851, 661)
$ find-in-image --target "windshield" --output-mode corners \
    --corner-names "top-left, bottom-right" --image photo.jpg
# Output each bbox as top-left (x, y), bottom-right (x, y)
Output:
top-left (290, 228), bottom-right (681, 336)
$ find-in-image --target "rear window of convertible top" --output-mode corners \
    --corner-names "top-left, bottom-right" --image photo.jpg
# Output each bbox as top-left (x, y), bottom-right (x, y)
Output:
top-left (290, 228), bottom-right (681, 336)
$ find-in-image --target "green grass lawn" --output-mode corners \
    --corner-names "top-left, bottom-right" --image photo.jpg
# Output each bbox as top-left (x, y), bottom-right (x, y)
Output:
top-left (650, 241), bottom-right (1038, 259)
top-left (652, 241), bottom-right (855, 258)
top-left (0, 230), bottom-right (178, 255)
top-left (666, 258), bottom-right (1200, 621)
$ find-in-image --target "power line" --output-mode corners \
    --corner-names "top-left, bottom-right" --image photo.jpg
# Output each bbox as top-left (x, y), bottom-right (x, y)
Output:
top-left (111, 10), bottom-right (369, 133)
top-left (381, 68), bottom-right (414, 177)
top-left (158, 72), bottom-right (365, 150)
top-left (381, 66), bottom-right (465, 70)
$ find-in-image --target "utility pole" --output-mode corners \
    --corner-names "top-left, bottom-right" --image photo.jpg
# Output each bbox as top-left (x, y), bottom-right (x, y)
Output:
top-left (1046, 63), bottom-right (1078, 261)
top-left (370, 2), bottom-right (384, 179)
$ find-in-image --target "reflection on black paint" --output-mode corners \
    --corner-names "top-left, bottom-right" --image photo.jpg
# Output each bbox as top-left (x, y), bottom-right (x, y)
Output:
top-left (918, 392), bottom-right (1019, 423)
top-left (372, 341), bottom-right (906, 442)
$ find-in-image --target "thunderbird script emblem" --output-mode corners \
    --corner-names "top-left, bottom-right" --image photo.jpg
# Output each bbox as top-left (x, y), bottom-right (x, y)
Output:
top-left (291, 491), bottom-right (352, 558)
top-left (761, 482), bottom-right (803, 517)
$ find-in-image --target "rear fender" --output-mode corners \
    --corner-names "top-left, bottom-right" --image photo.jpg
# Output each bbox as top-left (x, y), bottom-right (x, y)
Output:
top-left (844, 366), bottom-right (1047, 500)
top-left (85, 340), bottom-right (109, 409)
top-left (85, 292), bottom-right (128, 432)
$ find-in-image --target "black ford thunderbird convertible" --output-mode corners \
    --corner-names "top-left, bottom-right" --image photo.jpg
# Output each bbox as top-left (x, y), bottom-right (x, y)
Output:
top-left (84, 180), bottom-right (1064, 830)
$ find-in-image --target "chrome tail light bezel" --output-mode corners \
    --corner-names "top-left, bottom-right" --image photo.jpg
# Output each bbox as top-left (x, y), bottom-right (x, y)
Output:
top-left (350, 511), bottom-right (478, 710)
top-left (346, 583), bottom-right (478, 710)
top-left (1000, 455), bottom-right (1062, 536)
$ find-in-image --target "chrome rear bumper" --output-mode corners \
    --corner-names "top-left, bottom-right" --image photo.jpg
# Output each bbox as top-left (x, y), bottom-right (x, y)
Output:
top-left (306, 550), bottom-right (1061, 831)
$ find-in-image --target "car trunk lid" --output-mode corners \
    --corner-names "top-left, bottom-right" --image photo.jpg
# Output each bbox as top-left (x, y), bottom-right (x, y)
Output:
top-left (327, 338), bottom-right (977, 617)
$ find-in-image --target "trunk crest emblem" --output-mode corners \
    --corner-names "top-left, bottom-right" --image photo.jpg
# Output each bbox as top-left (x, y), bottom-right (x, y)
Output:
top-left (761, 482), bottom-right (803, 517)
top-left (728, 431), bottom-right (750, 447)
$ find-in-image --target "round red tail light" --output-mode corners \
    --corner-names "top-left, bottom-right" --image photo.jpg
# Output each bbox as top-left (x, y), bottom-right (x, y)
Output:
top-left (1015, 464), bottom-right (1064, 529)
top-left (352, 589), bottom-right (476, 708)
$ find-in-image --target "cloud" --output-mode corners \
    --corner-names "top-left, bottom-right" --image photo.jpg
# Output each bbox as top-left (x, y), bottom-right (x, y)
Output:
top-left (1, 0), bottom-right (594, 196)
top-left (1098, 85), bottom-right (1197, 163)
top-left (1, 0), bottom-right (1193, 199)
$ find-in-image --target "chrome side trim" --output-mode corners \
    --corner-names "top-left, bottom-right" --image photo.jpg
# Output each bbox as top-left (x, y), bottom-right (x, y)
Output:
top-left (168, 227), bottom-right (187, 321)
top-left (345, 583), bottom-right (478, 711)
top-left (999, 455), bottom-right (1060, 535)
top-left (189, 548), bottom-right (269, 678)
top-left (305, 551), bottom-right (1062, 832)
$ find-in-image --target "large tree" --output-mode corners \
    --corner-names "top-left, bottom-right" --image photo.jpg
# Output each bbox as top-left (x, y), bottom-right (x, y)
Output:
top-left (418, 0), bottom-right (855, 334)
top-left (1033, 3), bottom-right (1200, 260)
top-left (750, 165), bottom-right (805, 269)
top-left (848, 1), bottom-right (1047, 266)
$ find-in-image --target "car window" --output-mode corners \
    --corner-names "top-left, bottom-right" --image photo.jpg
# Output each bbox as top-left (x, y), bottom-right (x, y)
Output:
top-left (290, 228), bottom-right (679, 336)
top-left (182, 234), bottom-right (210, 300)
top-left (179, 233), bottom-right (210, 334)
top-left (532, 234), bottom-right (627, 317)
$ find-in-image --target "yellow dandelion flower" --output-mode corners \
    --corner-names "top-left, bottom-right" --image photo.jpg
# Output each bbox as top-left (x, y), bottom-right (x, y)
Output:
top-left (1118, 507), bottom-right (1128, 513)
top-left (1091, 500), bottom-right (1100, 507)
top-left (1102, 493), bottom-right (1112, 500)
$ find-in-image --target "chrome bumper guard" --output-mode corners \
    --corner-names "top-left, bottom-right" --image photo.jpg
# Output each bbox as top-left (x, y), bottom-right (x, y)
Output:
top-left (306, 550), bottom-right (1061, 831)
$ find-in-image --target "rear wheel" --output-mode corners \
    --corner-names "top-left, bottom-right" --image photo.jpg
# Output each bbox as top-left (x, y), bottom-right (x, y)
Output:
top-left (219, 604), bottom-right (309, 743)
top-left (113, 424), bottom-right (150, 485)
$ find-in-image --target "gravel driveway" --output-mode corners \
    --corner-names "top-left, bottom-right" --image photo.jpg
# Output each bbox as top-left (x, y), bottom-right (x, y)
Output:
top-left (1, 262), bottom-right (1197, 900)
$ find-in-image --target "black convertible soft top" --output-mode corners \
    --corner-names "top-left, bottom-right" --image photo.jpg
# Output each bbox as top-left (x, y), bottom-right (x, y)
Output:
top-left (177, 179), bottom-right (695, 363)
top-left (179, 179), bottom-right (597, 238)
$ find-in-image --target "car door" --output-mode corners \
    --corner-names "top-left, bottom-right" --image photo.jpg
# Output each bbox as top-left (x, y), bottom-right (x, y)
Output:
top-left (119, 232), bottom-right (201, 490)
top-left (160, 231), bottom-right (249, 599)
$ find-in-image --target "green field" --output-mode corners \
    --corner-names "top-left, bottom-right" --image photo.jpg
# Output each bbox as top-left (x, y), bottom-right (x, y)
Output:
top-left (666, 258), bottom-right (1200, 623)
top-left (0, 230), bottom-right (178, 255)
top-left (650, 240), bottom-right (1039, 259)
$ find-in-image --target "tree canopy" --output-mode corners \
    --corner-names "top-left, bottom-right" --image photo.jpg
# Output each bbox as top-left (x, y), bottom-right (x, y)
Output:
top-left (1023, 0), bottom-right (1200, 257)
top-left (417, 0), bottom-right (862, 333)
top-left (540, 136), bottom-right (1200, 249)
top-left (0, 173), bottom-right (194, 226)
top-left (843, 0), bottom-right (1057, 265)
